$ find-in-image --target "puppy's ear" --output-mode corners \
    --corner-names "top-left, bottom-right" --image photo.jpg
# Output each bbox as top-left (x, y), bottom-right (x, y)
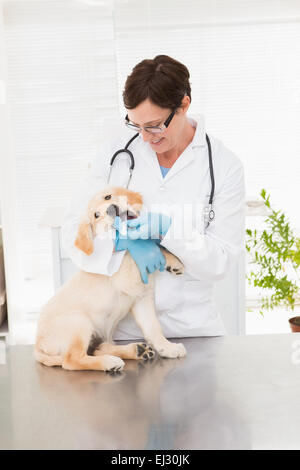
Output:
top-left (74, 217), bottom-right (94, 255)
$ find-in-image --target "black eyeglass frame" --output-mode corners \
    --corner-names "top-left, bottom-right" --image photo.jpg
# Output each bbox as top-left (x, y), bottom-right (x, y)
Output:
top-left (125, 108), bottom-right (177, 134)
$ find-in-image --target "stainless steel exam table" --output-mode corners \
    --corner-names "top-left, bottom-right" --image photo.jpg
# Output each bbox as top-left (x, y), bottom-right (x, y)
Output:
top-left (1, 333), bottom-right (300, 450)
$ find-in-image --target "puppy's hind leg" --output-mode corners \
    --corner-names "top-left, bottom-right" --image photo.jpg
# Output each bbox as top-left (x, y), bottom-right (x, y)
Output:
top-left (62, 336), bottom-right (125, 372)
top-left (94, 342), bottom-right (155, 361)
top-left (34, 346), bottom-right (63, 367)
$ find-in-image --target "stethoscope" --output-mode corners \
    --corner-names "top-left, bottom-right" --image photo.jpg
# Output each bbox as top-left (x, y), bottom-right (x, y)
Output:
top-left (107, 133), bottom-right (215, 228)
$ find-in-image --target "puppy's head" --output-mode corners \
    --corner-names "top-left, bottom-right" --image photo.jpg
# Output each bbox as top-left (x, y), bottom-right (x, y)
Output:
top-left (75, 186), bottom-right (143, 255)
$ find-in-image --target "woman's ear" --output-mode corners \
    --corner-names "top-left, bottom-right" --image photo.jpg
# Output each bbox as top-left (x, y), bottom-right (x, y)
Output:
top-left (74, 217), bottom-right (94, 255)
top-left (180, 95), bottom-right (191, 115)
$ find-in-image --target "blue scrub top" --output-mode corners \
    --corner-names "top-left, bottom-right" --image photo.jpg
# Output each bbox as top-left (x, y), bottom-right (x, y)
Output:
top-left (160, 165), bottom-right (171, 178)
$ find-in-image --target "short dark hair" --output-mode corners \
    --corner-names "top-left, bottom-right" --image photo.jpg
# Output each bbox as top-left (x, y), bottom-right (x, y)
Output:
top-left (122, 55), bottom-right (192, 110)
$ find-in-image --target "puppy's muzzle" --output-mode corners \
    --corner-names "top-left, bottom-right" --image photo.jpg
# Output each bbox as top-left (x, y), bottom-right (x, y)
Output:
top-left (106, 204), bottom-right (120, 218)
top-left (106, 204), bottom-right (137, 221)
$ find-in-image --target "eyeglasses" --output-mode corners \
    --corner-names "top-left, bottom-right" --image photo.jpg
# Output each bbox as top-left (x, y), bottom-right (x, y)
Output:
top-left (125, 109), bottom-right (177, 135)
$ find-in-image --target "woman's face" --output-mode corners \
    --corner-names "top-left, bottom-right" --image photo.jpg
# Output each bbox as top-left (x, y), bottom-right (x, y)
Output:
top-left (126, 97), bottom-right (190, 154)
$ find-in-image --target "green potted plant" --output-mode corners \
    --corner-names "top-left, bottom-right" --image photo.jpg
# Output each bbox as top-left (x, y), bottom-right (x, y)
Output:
top-left (246, 189), bottom-right (300, 332)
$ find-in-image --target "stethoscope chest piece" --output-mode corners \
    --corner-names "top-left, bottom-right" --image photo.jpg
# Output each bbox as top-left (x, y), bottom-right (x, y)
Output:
top-left (204, 203), bottom-right (215, 229)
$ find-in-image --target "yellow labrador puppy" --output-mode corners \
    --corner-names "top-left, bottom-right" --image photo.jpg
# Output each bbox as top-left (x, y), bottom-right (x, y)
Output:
top-left (35, 186), bottom-right (186, 372)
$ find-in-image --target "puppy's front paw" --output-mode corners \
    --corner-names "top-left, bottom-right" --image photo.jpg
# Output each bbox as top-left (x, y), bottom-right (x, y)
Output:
top-left (156, 342), bottom-right (186, 359)
top-left (165, 256), bottom-right (184, 276)
top-left (165, 264), bottom-right (184, 275)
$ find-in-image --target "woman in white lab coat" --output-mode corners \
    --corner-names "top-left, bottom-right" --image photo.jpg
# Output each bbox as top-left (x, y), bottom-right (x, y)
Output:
top-left (61, 55), bottom-right (245, 340)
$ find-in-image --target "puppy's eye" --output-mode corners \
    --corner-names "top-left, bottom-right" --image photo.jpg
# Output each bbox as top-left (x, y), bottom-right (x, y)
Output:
top-left (94, 212), bottom-right (100, 219)
top-left (104, 195), bottom-right (111, 200)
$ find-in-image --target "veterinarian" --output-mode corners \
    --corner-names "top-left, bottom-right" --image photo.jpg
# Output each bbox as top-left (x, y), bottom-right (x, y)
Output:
top-left (62, 55), bottom-right (245, 340)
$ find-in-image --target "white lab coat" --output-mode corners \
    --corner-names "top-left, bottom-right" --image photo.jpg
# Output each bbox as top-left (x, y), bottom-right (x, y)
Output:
top-left (61, 115), bottom-right (245, 340)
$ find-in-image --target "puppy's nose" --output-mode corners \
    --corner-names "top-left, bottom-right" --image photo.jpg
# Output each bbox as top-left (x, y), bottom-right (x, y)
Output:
top-left (106, 204), bottom-right (120, 218)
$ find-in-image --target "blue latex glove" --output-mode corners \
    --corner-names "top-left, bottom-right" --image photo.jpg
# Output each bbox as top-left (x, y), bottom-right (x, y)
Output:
top-left (114, 224), bottom-right (166, 284)
top-left (125, 212), bottom-right (172, 240)
top-left (113, 215), bottom-right (130, 236)
top-left (113, 215), bottom-right (162, 244)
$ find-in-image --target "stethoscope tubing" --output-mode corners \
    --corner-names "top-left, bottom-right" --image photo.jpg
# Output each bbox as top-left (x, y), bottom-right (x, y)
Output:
top-left (108, 132), bottom-right (215, 225)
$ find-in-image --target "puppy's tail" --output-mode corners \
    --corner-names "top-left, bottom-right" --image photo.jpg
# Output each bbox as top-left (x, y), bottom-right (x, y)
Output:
top-left (34, 344), bottom-right (63, 367)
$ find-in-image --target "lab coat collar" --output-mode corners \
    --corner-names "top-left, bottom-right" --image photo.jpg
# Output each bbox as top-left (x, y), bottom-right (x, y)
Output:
top-left (188, 114), bottom-right (207, 148)
top-left (138, 114), bottom-right (206, 184)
